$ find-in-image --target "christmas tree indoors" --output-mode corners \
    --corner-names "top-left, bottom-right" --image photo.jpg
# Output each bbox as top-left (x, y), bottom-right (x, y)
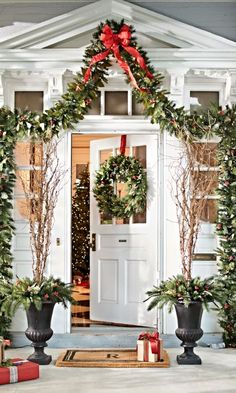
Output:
top-left (71, 165), bottom-right (90, 278)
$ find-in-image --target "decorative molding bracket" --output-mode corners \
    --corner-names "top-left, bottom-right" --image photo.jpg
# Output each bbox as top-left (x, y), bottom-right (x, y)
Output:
top-left (167, 68), bottom-right (189, 106)
top-left (0, 70), bottom-right (4, 107)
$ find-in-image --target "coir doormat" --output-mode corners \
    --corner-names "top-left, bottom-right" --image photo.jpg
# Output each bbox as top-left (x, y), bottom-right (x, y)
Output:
top-left (56, 348), bottom-right (170, 368)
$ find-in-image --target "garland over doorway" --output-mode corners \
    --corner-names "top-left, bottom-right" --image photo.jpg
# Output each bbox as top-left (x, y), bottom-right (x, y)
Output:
top-left (0, 19), bottom-right (235, 343)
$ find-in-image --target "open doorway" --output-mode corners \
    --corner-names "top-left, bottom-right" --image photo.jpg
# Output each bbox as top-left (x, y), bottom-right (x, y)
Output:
top-left (71, 134), bottom-right (120, 327)
top-left (71, 133), bottom-right (159, 329)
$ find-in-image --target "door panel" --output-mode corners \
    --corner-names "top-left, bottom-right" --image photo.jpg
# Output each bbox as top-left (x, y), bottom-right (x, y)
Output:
top-left (90, 135), bottom-right (158, 326)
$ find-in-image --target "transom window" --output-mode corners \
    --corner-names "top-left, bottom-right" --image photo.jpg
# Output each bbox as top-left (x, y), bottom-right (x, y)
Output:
top-left (15, 91), bottom-right (44, 112)
top-left (190, 91), bottom-right (219, 113)
top-left (86, 90), bottom-right (144, 116)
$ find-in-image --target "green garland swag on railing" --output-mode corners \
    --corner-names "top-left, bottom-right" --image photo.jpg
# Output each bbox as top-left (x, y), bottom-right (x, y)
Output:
top-left (0, 19), bottom-right (236, 343)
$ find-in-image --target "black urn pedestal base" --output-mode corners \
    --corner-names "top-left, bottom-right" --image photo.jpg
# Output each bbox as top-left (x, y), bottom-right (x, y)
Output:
top-left (177, 352), bottom-right (201, 365)
top-left (176, 338), bottom-right (202, 365)
top-left (175, 302), bottom-right (203, 365)
top-left (25, 302), bottom-right (55, 365)
top-left (27, 344), bottom-right (52, 365)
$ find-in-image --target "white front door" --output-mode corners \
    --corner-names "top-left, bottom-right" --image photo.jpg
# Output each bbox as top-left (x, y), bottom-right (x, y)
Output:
top-left (90, 135), bottom-right (159, 326)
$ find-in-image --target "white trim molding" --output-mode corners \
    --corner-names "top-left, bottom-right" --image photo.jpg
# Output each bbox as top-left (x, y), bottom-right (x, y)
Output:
top-left (0, 0), bottom-right (235, 50)
top-left (0, 49), bottom-right (236, 72)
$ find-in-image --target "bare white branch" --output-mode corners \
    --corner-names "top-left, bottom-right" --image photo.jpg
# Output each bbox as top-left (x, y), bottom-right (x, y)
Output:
top-left (19, 137), bottom-right (65, 283)
top-left (172, 140), bottom-right (218, 280)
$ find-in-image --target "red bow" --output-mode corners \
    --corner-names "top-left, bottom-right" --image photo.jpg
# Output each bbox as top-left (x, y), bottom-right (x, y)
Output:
top-left (138, 331), bottom-right (160, 356)
top-left (84, 24), bottom-right (153, 90)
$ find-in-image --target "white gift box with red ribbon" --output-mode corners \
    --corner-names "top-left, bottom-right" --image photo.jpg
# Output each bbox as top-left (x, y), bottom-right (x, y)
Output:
top-left (137, 331), bottom-right (163, 362)
top-left (0, 337), bottom-right (11, 364)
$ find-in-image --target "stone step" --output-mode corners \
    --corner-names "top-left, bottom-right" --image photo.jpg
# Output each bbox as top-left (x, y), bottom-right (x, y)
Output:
top-left (11, 330), bottom-right (221, 349)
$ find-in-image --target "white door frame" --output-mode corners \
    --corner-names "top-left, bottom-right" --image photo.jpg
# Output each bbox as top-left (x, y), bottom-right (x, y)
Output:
top-left (65, 120), bottom-right (164, 332)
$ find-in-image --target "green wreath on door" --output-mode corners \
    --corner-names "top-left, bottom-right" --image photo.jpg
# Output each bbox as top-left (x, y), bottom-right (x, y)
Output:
top-left (93, 154), bottom-right (147, 218)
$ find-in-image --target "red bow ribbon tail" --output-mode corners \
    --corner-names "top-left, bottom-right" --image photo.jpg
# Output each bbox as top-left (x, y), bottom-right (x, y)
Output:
top-left (84, 49), bottom-right (110, 82)
top-left (112, 46), bottom-right (139, 90)
top-left (124, 46), bottom-right (154, 80)
top-left (149, 338), bottom-right (160, 359)
top-left (149, 332), bottom-right (160, 360)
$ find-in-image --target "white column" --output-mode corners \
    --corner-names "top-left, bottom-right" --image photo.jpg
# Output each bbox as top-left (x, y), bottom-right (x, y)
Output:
top-left (0, 70), bottom-right (5, 107)
top-left (50, 131), bottom-right (72, 334)
top-left (228, 70), bottom-right (236, 105)
top-left (162, 132), bottom-right (182, 334)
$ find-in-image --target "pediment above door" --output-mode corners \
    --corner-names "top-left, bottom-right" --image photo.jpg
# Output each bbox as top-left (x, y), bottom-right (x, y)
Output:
top-left (0, 0), bottom-right (236, 50)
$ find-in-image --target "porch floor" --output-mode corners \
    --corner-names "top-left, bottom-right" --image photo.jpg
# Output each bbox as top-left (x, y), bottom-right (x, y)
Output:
top-left (4, 346), bottom-right (236, 393)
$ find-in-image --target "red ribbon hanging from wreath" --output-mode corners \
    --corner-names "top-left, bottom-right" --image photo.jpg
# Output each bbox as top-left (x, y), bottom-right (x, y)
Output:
top-left (84, 24), bottom-right (154, 90)
top-left (120, 135), bottom-right (127, 155)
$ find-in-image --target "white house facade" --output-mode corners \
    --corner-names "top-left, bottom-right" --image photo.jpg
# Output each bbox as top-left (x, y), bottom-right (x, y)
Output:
top-left (1, 0), bottom-right (236, 335)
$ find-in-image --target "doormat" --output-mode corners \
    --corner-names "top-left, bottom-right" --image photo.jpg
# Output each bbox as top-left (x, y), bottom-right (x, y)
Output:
top-left (56, 348), bottom-right (170, 368)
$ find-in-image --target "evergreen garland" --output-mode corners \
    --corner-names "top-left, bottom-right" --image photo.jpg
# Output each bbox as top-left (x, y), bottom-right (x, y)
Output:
top-left (71, 166), bottom-right (90, 277)
top-left (215, 108), bottom-right (236, 346)
top-left (0, 108), bottom-right (17, 338)
top-left (0, 19), bottom-right (235, 341)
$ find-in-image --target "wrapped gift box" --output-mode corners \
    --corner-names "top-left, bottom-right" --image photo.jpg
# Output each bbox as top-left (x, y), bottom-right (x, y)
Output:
top-left (0, 337), bottom-right (10, 364)
top-left (0, 342), bottom-right (3, 365)
top-left (137, 332), bottom-right (164, 362)
top-left (0, 359), bottom-right (39, 385)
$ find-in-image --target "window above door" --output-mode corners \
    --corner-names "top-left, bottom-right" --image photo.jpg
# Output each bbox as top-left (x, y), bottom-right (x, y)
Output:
top-left (190, 91), bottom-right (219, 113)
top-left (86, 90), bottom-right (145, 116)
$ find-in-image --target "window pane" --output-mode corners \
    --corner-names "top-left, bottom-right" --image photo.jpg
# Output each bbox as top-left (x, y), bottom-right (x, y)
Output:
top-left (105, 91), bottom-right (128, 115)
top-left (116, 147), bottom-right (130, 157)
top-left (190, 91), bottom-right (219, 113)
top-left (132, 93), bottom-right (145, 115)
top-left (86, 92), bottom-right (101, 115)
top-left (100, 149), bottom-right (112, 164)
top-left (133, 145), bottom-right (146, 168)
top-left (15, 170), bottom-right (30, 196)
top-left (133, 145), bottom-right (147, 224)
top-left (30, 143), bottom-right (43, 166)
top-left (99, 149), bottom-right (113, 224)
top-left (14, 199), bottom-right (29, 220)
top-left (15, 142), bottom-right (42, 166)
top-left (200, 200), bottom-right (218, 223)
top-left (192, 143), bottom-right (218, 167)
top-left (15, 91), bottom-right (43, 112)
top-left (116, 182), bottom-right (128, 199)
top-left (116, 217), bottom-right (129, 225)
top-left (100, 212), bottom-right (113, 225)
top-left (15, 169), bottom-right (42, 198)
top-left (133, 212), bottom-right (146, 224)
top-left (191, 171), bottom-right (218, 195)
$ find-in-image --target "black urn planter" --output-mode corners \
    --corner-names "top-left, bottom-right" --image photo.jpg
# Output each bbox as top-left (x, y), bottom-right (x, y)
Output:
top-left (25, 301), bottom-right (55, 365)
top-left (175, 301), bottom-right (203, 365)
